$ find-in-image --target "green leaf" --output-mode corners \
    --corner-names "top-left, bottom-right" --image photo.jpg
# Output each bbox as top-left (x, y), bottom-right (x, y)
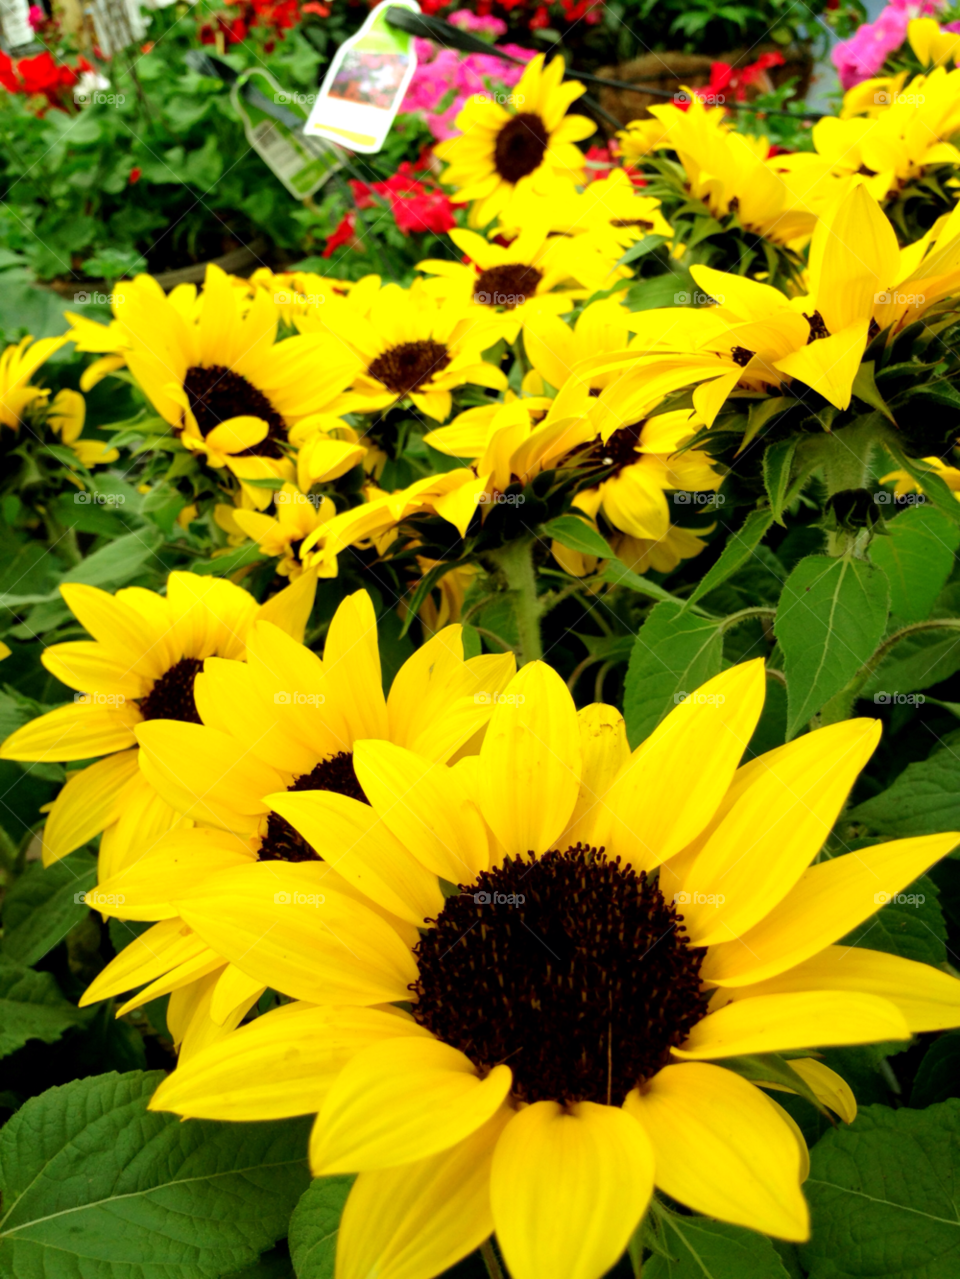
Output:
top-left (849, 745), bottom-right (960, 838)
top-left (58, 529), bottom-right (163, 590)
top-left (542, 514), bottom-right (614, 560)
top-left (841, 873), bottom-right (946, 965)
top-left (288, 1176), bottom-right (354, 1279)
top-left (0, 1070), bottom-right (312, 1279)
top-left (851, 361), bottom-right (896, 423)
top-left (774, 555), bottom-right (890, 738)
top-left (623, 603), bottom-right (724, 749)
top-left (911, 1030), bottom-right (960, 1107)
top-left (190, 541), bottom-right (268, 576)
top-left (601, 559), bottom-right (694, 608)
top-left (140, 483), bottom-right (186, 536)
top-left (743, 397), bottom-right (793, 451)
top-left (687, 508), bottom-right (775, 607)
top-left (399, 560), bottom-right (462, 638)
top-left (719, 1054), bottom-right (827, 1115)
top-left (862, 624), bottom-right (960, 697)
top-left (869, 505), bottom-right (960, 626)
top-left (893, 455), bottom-right (960, 527)
top-left (617, 233), bottom-right (668, 266)
top-left (645, 1213), bottom-right (790, 1279)
top-left (763, 438), bottom-right (798, 525)
top-left (802, 1100), bottom-right (960, 1279)
top-left (0, 959), bottom-right (80, 1058)
top-left (1, 852), bottom-right (98, 967)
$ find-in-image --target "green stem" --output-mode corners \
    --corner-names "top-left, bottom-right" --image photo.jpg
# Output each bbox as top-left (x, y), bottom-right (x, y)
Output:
top-left (719, 606), bottom-right (777, 633)
top-left (480, 1239), bottom-right (506, 1279)
top-left (490, 537), bottom-right (543, 665)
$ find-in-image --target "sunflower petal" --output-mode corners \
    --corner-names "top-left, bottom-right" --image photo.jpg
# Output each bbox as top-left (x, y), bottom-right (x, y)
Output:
top-left (41, 750), bottom-right (140, 864)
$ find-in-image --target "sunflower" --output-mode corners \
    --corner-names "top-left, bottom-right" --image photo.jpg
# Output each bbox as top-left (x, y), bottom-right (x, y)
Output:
top-left (109, 264), bottom-right (363, 508)
top-left (296, 281), bottom-right (506, 423)
top-left (145, 659), bottom-right (960, 1279)
top-left (0, 570), bottom-right (316, 876)
top-left (435, 54), bottom-right (596, 228)
top-left (232, 483), bottom-right (337, 579)
top-left (77, 590), bottom-right (516, 1058)
top-left (417, 223), bottom-right (584, 343)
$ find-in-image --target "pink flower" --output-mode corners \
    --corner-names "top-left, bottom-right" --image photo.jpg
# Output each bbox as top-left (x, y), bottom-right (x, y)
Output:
top-left (833, 0), bottom-right (944, 88)
top-left (448, 8), bottom-right (507, 37)
top-left (402, 36), bottom-right (536, 141)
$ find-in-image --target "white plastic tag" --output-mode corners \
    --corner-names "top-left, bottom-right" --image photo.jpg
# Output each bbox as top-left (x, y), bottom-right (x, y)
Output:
top-left (232, 69), bottom-right (345, 199)
top-left (303, 0), bottom-right (420, 155)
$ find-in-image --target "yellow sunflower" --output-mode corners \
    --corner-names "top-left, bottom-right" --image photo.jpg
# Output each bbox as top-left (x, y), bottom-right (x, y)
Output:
top-left (296, 280), bottom-right (506, 422)
top-left (76, 590), bottom-right (516, 1058)
top-left (232, 483), bottom-right (337, 579)
top-left (144, 659), bottom-right (960, 1279)
top-left (435, 54), bottom-right (596, 228)
top-left (0, 570), bottom-right (315, 876)
top-left (105, 264), bottom-right (363, 509)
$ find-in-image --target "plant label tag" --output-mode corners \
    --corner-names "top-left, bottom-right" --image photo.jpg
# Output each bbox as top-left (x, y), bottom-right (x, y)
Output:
top-left (0, 0), bottom-right (33, 47)
top-left (303, 0), bottom-right (420, 155)
top-left (232, 69), bottom-right (345, 200)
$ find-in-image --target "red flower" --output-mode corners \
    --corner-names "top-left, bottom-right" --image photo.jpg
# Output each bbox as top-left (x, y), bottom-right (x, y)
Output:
top-left (323, 211), bottom-right (358, 257)
top-left (0, 52), bottom-right (18, 95)
top-left (302, 1), bottom-right (329, 13)
top-left (129, 167), bottom-right (142, 184)
top-left (529, 6), bottom-right (550, 28)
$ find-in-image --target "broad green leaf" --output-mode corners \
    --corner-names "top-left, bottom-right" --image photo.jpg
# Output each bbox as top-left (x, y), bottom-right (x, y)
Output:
top-left (774, 555), bottom-right (890, 738)
top-left (288, 1176), bottom-right (354, 1279)
top-left (190, 542), bottom-right (269, 577)
top-left (645, 1213), bottom-right (790, 1279)
top-left (862, 623), bottom-right (960, 698)
top-left (763, 439), bottom-right (798, 525)
top-left (542, 514), bottom-right (614, 560)
top-left (140, 484), bottom-right (186, 536)
top-left (0, 960), bottom-right (80, 1058)
top-left (1, 852), bottom-right (98, 967)
top-left (602, 559), bottom-right (694, 608)
top-left (911, 1031), bottom-right (960, 1108)
top-left (58, 529), bottom-right (163, 590)
top-left (743, 397), bottom-right (793, 451)
top-left (0, 1070), bottom-right (312, 1279)
top-left (869, 505), bottom-right (960, 625)
top-left (687, 508), bottom-right (774, 607)
top-left (849, 744), bottom-right (960, 838)
top-left (623, 602), bottom-right (724, 748)
top-left (841, 874), bottom-right (946, 966)
top-left (802, 1100), bottom-right (960, 1279)
top-left (223, 1245), bottom-right (295, 1279)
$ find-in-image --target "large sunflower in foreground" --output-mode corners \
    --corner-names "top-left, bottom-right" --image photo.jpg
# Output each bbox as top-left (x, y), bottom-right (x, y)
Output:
top-left (296, 281), bottom-right (506, 422)
top-left (0, 570), bottom-right (315, 875)
top-left (111, 264), bottom-right (364, 507)
top-left (79, 590), bottom-right (516, 1058)
top-left (435, 54), bottom-right (596, 228)
top-left (147, 660), bottom-right (960, 1279)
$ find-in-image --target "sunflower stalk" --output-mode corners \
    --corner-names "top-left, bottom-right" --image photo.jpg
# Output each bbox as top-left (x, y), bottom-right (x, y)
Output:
top-left (487, 536), bottom-right (544, 665)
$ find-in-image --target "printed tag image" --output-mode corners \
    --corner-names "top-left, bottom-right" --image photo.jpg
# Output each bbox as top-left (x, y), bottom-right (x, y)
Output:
top-left (303, 0), bottom-right (420, 155)
top-left (232, 68), bottom-right (345, 200)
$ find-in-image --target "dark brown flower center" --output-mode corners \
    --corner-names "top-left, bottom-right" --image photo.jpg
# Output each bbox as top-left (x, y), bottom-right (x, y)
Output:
top-left (367, 341), bottom-right (451, 397)
top-left (259, 751), bottom-right (368, 862)
top-left (473, 263), bottom-right (544, 309)
top-left (598, 419), bottom-right (645, 476)
top-left (411, 845), bottom-right (709, 1106)
top-left (805, 310), bottom-right (830, 343)
top-left (138, 657), bottom-right (204, 724)
top-left (610, 218), bottom-right (654, 229)
top-left (731, 345), bottom-right (755, 367)
top-left (183, 364), bottom-right (285, 459)
top-left (493, 113), bottom-right (549, 184)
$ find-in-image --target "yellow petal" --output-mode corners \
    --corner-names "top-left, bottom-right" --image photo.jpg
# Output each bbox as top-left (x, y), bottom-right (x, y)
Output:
top-left (353, 739), bottom-right (490, 884)
top-left (1, 700), bottom-right (138, 762)
top-left (490, 1100), bottom-right (654, 1279)
top-left (41, 641), bottom-right (145, 699)
top-left (79, 918), bottom-right (209, 1005)
top-left (773, 320), bottom-right (869, 411)
top-left (674, 990), bottom-right (910, 1058)
top-left (677, 718), bottom-right (881, 945)
top-left (624, 1062), bottom-right (808, 1240)
top-left (312, 1036), bottom-right (513, 1173)
top-left (41, 750), bottom-right (140, 864)
top-left (336, 1109), bottom-right (512, 1279)
top-left (478, 662), bottom-right (581, 858)
top-left (150, 1003), bottom-right (427, 1120)
top-left (266, 789), bottom-right (443, 925)
top-left (701, 832), bottom-right (960, 986)
top-left (254, 569), bottom-right (317, 643)
top-left (727, 944), bottom-right (960, 1034)
top-left (322, 590), bottom-right (389, 742)
top-left (788, 1058), bottom-right (857, 1123)
top-left (599, 660), bottom-right (766, 872)
top-left (560, 703), bottom-right (630, 848)
top-left (59, 583), bottom-right (168, 681)
top-left (174, 862), bottom-right (418, 1005)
